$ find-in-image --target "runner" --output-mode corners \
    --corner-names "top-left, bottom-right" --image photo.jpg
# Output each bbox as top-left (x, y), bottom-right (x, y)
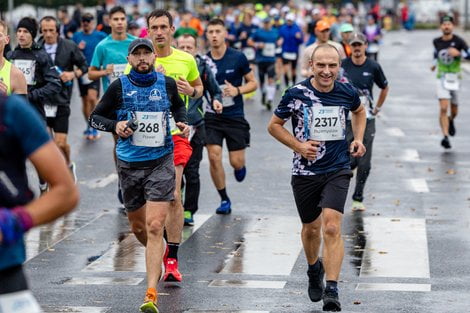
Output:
top-left (88, 6), bottom-right (135, 204)
top-left (431, 15), bottom-right (470, 149)
top-left (146, 9), bottom-right (203, 283)
top-left (0, 21), bottom-right (27, 95)
top-left (0, 94), bottom-right (78, 313)
top-left (89, 38), bottom-right (189, 313)
top-left (206, 18), bottom-right (258, 214)
top-left (278, 13), bottom-right (303, 86)
top-left (300, 20), bottom-right (346, 78)
top-left (248, 17), bottom-right (278, 110)
top-left (342, 32), bottom-right (389, 211)
top-left (72, 13), bottom-right (107, 140)
top-left (175, 34), bottom-right (223, 226)
top-left (363, 15), bottom-right (382, 61)
top-left (339, 23), bottom-right (354, 58)
top-left (7, 17), bottom-right (61, 119)
top-left (39, 16), bottom-right (88, 184)
top-left (268, 44), bottom-right (366, 312)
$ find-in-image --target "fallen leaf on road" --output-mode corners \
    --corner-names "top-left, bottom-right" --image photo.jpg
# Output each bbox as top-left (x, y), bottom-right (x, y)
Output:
top-left (354, 300), bottom-right (362, 305)
top-left (378, 251), bottom-right (388, 254)
top-left (391, 218), bottom-right (401, 222)
top-left (446, 169), bottom-right (456, 175)
top-left (394, 200), bottom-right (400, 206)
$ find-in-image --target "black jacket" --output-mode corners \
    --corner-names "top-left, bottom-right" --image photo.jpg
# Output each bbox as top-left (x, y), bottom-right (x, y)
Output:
top-left (6, 43), bottom-right (61, 117)
top-left (39, 37), bottom-right (88, 106)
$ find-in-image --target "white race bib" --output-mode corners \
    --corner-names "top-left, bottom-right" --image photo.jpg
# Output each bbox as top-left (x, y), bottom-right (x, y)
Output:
top-left (242, 47), bottom-right (256, 61)
top-left (220, 84), bottom-right (235, 107)
top-left (367, 43), bottom-right (380, 53)
top-left (80, 72), bottom-right (93, 85)
top-left (443, 73), bottom-right (459, 91)
top-left (44, 104), bottom-right (58, 118)
top-left (14, 59), bottom-right (36, 85)
top-left (0, 290), bottom-right (43, 313)
top-left (131, 111), bottom-right (165, 147)
top-left (261, 43), bottom-right (276, 57)
top-left (282, 52), bottom-right (297, 60)
top-left (275, 47), bottom-right (282, 54)
top-left (108, 64), bottom-right (127, 83)
top-left (310, 106), bottom-right (346, 141)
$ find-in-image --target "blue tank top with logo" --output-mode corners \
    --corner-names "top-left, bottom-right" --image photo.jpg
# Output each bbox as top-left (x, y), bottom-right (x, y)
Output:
top-left (116, 72), bottom-right (173, 162)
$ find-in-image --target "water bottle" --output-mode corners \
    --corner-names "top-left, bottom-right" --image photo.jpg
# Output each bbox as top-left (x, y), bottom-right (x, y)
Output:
top-left (54, 66), bottom-right (73, 87)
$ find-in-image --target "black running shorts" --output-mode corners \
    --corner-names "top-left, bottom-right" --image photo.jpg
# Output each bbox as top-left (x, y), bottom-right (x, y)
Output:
top-left (291, 168), bottom-right (353, 224)
top-left (205, 116), bottom-right (250, 151)
top-left (117, 153), bottom-right (175, 212)
top-left (46, 105), bottom-right (71, 134)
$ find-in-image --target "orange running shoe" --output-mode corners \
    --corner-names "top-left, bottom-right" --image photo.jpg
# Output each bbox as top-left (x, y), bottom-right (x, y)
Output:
top-left (163, 258), bottom-right (182, 282)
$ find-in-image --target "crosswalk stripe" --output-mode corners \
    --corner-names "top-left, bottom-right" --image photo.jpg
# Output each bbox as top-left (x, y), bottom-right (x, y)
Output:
top-left (208, 280), bottom-right (286, 289)
top-left (406, 178), bottom-right (430, 193)
top-left (359, 217), bottom-right (430, 279)
top-left (356, 283), bottom-right (431, 292)
top-left (42, 307), bottom-right (110, 313)
top-left (63, 277), bottom-right (144, 285)
top-left (220, 216), bottom-right (302, 276)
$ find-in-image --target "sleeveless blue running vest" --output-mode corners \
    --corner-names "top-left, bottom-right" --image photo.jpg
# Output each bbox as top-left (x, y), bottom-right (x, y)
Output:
top-left (116, 73), bottom-right (173, 163)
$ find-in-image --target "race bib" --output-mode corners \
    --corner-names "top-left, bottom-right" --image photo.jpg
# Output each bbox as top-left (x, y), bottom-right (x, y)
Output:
top-left (242, 47), bottom-right (256, 61)
top-left (282, 52), bottom-right (297, 60)
top-left (310, 106), bottom-right (346, 141)
top-left (367, 43), bottom-right (380, 53)
top-left (80, 72), bottom-right (92, 85)
top-left (14, 59), bottom-right (36, 85)
top-left (275, 47), bottom-right (282, 54)
top-left (262, 43), bottom-right (276, 57)
top-left (131, 111), bottom-right (165, 147)
top-left (443, 73), bottom-right (459, 91)
top-left (44, 104), bottom-right (58, 118)
top-left (0, 290), bottom-right (43, 313)
top-left (108, 64), bottom-right (127, 83)
top-left (220, 84), bottom-right (235, 107)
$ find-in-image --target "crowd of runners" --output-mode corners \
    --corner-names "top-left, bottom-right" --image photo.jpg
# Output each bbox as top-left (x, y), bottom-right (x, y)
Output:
top-left (0, 2), bottom-right (469, 313)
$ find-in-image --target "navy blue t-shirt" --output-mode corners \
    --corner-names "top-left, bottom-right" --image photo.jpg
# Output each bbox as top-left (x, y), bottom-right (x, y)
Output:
top-left (207, 47), bottom-right (252, 118)
top-left (0, 95), bottom-right (51, 270)
top-left (274, 79), bottom-right (360, 175)
top-left (72, 30), bottom-right (107, 64)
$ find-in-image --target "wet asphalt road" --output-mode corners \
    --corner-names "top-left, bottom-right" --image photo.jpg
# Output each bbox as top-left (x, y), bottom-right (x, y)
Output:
top-left (22, 29), bottom-right (470, 313)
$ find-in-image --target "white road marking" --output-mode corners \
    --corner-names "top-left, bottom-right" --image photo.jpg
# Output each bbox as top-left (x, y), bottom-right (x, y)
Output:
top-left (220, 216), bottom-right (302, 276)
top-left (356, 283), bottom-right (431, 292)
top-left (42, 307), bottom-right (110, 313)
top-left (208, 280), bottom-right (286, 289)
top-left (64, 277), bottom-right (144, 285)
top-left (385, 127), bottom-right (405, 137)
top-left (360, 217), bottom-right (430, 278)
top-left (82, 173), bottom-right (118, 189)
top-left (406, 178), bottom-right (430, 193)
top-left (402, 149), bottom-right (420, 162)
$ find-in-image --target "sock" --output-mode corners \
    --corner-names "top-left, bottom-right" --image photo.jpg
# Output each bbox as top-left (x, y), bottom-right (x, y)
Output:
top-left (284, 74), bottom-right (290, 86)
top-left (326, 280), bottom-right (338, 290)
top-left (292, 74), bottom-right (297, 84)
top-left (266, 84), bottom-right (276, 101)
top-left (217, 188), bottom-right (230, 202)
top-left (308, 258), bottom-right (321, 272)
top-left (167, 242), bottom-right (179, 259)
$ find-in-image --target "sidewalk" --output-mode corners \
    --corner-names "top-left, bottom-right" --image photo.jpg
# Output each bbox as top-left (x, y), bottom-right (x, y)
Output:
top-left (459, 28), bottom-right (470, 73)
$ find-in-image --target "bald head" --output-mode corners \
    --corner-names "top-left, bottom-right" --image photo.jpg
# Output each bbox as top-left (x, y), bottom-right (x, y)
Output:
top-left (311, 43), bottom-right (341, 64)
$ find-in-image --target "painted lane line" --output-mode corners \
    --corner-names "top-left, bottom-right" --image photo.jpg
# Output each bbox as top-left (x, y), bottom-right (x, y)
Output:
top-left (220, 216), bottom-right (302, 276)
top-left (208, 280), bottom-right (286, 289)
top-left (82, 173), bottom-right (118, 189)
top-left (385, 127), bottom-right (405, 137)
top-left (184, 311), bottom-right (270, 313)
top-left (64, 277), bottom-right (144, 286)
top-left (406, 178), bottom-right (430, 193)
top-left (356, 283), bottom-right (431, 292)
top-left (402, 149), bottom-right (420, 162)
top-left (42, 307), bottom-right (110, 313)
top-left (84, 214), bottom-right (211, 272)
top-left (360, 217), bottom-right (430, 279)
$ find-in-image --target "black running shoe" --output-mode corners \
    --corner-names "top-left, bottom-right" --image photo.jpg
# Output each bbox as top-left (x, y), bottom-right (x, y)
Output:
top-left (307, 259), bottom-right (325, 302)
top-left (441, 136), bottom-right (451, 149)
top-left (322, 287), bottom-right (341, 312)
top-left (265, 100), bottom-right (272, 111)
top-left (448, 117), bottom-right (455, 136)
top-left (261, 92), bottom-right (266, 105)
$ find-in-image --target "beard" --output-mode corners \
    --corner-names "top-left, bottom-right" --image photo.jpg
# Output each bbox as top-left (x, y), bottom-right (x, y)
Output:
top-left (134, 64), bottom-right (154, 74)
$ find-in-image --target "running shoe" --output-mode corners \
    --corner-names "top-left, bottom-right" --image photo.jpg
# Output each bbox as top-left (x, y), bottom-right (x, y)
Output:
top-left (90, 128), bottom-right (101, 140)
top-left (351, 200), bottom-right (366, 211)
top-left (448, 117), bottom-right (456, 136)
top-left (307, 259), bottom-right (325, 302)
top-left (441, 136), bottom-right (451, 149)
top-left (69, 162), bottom-right (77, 184)
top-left (216, 200), bottom-right (232, 214)
top-left (234, 166), bottom-right (246, 182)
top-left (265, 100), bottom-right (272, 111)
top-left (184, 210), bottom-right (194, 226)
top-left (83, 127), bottom-right (91, 139)
top-left (163, 258), bottom-right (182, 282)
top-left (140, 291), bottom-right (159, 313)
top-left (261, 92), bottom-right (266, 105)
top-left (322, 286), bottom-right (341, 312)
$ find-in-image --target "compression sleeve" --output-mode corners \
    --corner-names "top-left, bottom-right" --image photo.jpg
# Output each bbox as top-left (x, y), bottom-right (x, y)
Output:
top-left (89, 79), bottom-right (122, 133)
top-left (166, 76), bottom-right (187, 124)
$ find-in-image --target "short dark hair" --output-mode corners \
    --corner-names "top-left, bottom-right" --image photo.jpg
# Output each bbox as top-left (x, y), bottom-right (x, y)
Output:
top-left (147, 9), bottom-right (173, 28)
top-left (178, 33), bottom-right (197, 47)
top-left (109, 6), bottom-right (126, 18)
top-left (207, 18), bottom-right (225, 28)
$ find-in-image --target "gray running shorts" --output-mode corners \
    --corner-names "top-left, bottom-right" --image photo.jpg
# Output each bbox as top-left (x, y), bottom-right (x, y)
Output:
top-left (117, 153), bottom-right (175, 212)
